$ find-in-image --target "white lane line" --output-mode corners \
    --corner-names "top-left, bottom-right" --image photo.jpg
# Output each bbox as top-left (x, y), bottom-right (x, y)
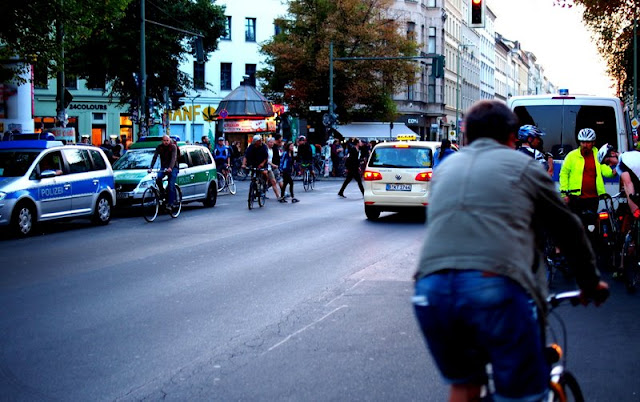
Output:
top-left (325, 278), bottom-right (365, 307)
top-left (266, 305), bottom-right (349, 353)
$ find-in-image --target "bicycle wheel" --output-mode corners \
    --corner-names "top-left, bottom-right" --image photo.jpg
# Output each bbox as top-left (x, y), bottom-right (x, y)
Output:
top-left (217, 171), bottom-right (226, 193)
top-left (169, 185), bottom-right (182, 218)
top-left (258, 181), bottom-right (266, 207)
top-left (550, 371), bottom-right (585, 402)
top-left (227, 173), bottom-right (237, 195)
top-left (142, 187), bottom-right (159, 222)
top-left (310, 172), bottom-right (315, 189)
top-left (303, 170), bottom-right (311, 191)
top-left (248, 181), bottom-right (256, 210)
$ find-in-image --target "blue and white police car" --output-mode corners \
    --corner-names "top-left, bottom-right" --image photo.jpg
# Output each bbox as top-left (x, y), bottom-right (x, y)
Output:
top-left (0, 138), bottom-right (116, 236)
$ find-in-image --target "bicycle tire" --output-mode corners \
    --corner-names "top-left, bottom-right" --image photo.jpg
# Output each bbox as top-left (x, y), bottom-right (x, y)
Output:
top-left (228, 173), bottom-right (237, 195)
top-left (550, 371), bottom-right (585, 402)
top-left (310, 172), bottom-right (315, 190)
top-left (142, 187), bottom-right (159, 222)
top-left (258, 181), bottom-right (265, 207)
top-left (169, 185), bottom-right (182, 218)
top-left (303, 170), bottom-right (311, 191)
top-left (248, 181), bottom-right (256, 210)
top-left (217, 171), bottom-right (226, 193)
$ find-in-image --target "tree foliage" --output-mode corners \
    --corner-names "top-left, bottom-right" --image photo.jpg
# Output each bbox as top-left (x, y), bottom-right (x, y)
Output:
top-left (0, 0), bottom-right (226, 105)
top-left (0, 0), bottom-right (130, 83)
top-left (573, 0), bottom-right (638, 100)
top-left (258, 0), bottom-right (419, 123)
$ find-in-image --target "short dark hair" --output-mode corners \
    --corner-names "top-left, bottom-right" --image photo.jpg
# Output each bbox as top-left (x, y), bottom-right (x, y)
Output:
top-left (464, 100), bottom-right (518, 144)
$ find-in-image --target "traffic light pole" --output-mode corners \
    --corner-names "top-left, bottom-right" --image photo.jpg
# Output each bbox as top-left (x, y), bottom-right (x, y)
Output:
top-left (140, 0), bottom-right (147, 139)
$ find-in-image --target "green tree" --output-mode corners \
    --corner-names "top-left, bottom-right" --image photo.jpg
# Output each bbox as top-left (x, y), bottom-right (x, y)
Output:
top-left (0, 0), bottom-right (130, 84)
top-left (68, 0), bottom-right (226, 105)
top-left (258, 0), bottom-right (419, 125)
top-left (0, 0), bottom-right (226, 105)
top-left (573, 0), bottom-right (637, 100)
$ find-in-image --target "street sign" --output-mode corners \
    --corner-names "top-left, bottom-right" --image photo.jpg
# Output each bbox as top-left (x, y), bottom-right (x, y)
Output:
top-left (631, 117), bottom-right (639, 130)
top-left (219, 109), bottom-right (228, 119)
top-left (309, 105), bottom-right (328, 112)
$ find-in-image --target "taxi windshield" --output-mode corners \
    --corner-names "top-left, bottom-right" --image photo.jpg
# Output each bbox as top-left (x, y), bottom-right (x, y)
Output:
top-left (112, 149), bottom-right (156, 170)
top-left (369, 147), bottom-right (433, 168)
top-left (0, 150), bottom-right (40, 177)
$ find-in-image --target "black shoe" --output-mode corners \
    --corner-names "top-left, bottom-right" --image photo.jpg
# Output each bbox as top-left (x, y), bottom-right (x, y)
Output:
top-left (338, 193), bottom-right (346, 198)
top-left (291, 198), bottom-right (299, 203)
top-left (278, 197), bottom-right (287, 203)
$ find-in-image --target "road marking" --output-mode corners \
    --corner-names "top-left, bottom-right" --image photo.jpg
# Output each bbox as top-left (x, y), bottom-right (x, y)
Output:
top-left (325, 278), bottom-right (365, 306)
top-left (266, 305), bottom-right (348, 353)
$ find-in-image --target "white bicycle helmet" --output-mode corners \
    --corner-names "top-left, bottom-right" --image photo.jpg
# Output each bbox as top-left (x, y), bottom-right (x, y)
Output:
top-left (577, 128), bottom-right (596, 142)
top-left (597, 143), bottom-right (614, 164)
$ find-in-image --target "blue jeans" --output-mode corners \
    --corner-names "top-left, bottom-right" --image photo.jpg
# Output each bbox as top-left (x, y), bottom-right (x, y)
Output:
top-left (413, 270), bottom-right (548, 402)
top-left (157, 167), bottom-right (179, 205)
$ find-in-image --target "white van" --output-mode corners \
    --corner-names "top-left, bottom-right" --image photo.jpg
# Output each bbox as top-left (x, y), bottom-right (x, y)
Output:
top-left (507, 91), bottom-right (633, 192)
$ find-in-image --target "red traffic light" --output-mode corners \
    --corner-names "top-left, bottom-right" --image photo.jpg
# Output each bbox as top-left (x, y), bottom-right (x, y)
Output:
top-left (470, 0), bottom-right (485, 27)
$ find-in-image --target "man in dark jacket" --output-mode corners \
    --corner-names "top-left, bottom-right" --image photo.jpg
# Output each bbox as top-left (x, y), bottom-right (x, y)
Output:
top-left (337, 139), bottom-right (364, 198)
top-left (149, 135), bottom-right (179, 206)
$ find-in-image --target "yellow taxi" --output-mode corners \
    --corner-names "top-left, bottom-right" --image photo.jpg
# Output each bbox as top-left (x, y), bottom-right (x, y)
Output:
top-left (363, 137), bottom-right (441, 220)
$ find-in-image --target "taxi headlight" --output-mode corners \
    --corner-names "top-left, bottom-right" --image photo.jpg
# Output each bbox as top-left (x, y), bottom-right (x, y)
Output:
top-left (0, 191), bottom-right (6, 201)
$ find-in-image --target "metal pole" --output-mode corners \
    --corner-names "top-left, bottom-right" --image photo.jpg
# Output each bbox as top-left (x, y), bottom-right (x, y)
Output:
top-left (191, 94), bottom-right (201, 142)
top-left (329, 41), bottom-right (334, 122)
top-left (634, 13), bottom-right (637, 118)
top-left (140, 0), bottom-right (147, 139)
top-left (56, 0), bottom-right (66, 129)
top-left (456, 45), bottom-right (461, 138)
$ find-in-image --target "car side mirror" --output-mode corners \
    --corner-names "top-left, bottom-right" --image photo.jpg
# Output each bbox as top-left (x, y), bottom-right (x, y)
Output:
top-left (178, 163), bottom-right (188, 170)
top-left (40, 170), bottom-right (58, 179)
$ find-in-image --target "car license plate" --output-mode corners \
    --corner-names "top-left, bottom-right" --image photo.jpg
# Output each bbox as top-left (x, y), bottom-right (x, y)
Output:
top-left (116, 192), bottom-right (130, 199)
top-left (386, 183), bottom-right (411, 191)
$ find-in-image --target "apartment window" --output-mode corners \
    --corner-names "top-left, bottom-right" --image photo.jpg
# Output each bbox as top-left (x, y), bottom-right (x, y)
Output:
top-left (245, 18), bottom-right (256, 42)
top-left (194, 62), bottom-right (205, 90)
top-left (65, 74), bottom-right (77, 90)
top-left (222, 16), bottom-right (231, 40)
top-left (427, 0), bottom-right (436, 7)
top-left (428, 27), bottom-right (436, 54)
top-left (245, 64), bottom-right (257, 87)
top-left (220, 63), bottom-right (232, 91)
top-left (407, 22), bottom-right (416, 40)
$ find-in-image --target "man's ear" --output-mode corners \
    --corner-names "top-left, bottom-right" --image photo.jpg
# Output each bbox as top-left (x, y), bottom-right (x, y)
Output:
top-left (505, 132), bottom-right (517, 149)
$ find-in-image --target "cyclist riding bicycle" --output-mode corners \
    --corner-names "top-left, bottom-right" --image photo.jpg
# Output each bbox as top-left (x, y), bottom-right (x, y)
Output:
top-left (296, 135), bottom-right (315, 180)
top-left (517, 124), bottom-right (553, 176)
top-left (413, 100), bottom-right (608, 402)
top-left (148, 135), bottom-right (179, 207)
top-left (242, 134), bottom-right (269, 181)
top-left (214, 137), bottom-right (231, 176)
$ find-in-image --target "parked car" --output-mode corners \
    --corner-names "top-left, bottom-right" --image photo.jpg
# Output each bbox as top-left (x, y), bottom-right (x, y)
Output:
top-left (362, 140), bottom-right (438, 220)
top-left (113, 138), bottom-right (218, 208)
top-left (0, 139), bottom-right (116, 236)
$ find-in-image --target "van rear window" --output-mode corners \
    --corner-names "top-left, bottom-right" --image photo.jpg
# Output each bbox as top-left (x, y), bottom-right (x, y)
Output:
top-left (513, 105), bottom-right (617, 160)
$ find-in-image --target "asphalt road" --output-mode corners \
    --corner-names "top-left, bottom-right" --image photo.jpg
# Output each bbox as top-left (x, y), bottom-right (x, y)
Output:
top-left (1, 179), bottom-right (639, 401)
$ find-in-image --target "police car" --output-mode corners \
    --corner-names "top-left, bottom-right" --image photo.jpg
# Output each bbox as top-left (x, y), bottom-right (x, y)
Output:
top-left (0, 138), bottom-right (116, 236)
top-left (113, 137), bottom-right (218, 208)
top-left (363, 136), bottom-right (439, 220)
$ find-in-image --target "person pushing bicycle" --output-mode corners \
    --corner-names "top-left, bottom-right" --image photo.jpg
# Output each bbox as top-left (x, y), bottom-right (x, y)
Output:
top-left (148, 135), bottom-right (179, 208)
top-left (413, 100), bottom-right (608, 402)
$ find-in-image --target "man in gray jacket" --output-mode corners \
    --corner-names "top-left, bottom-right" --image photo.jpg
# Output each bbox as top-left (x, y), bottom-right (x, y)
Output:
top-left (412, 100), bottom-right (608, 402)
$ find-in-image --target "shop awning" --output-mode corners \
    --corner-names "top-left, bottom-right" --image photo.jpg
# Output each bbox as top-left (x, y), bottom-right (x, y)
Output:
top-left (334, 122), bottom-right (416, 141)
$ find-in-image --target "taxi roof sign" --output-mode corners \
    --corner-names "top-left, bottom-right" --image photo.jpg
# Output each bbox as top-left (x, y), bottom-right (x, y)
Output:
top-left (396, 134), bottom-right (417, 141)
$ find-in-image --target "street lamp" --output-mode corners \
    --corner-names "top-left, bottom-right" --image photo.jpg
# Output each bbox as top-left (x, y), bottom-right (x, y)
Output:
top-left (455, 43), bottom-right (474, 138)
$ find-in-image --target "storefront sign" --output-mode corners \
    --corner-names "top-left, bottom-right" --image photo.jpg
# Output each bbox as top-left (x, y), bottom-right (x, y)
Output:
top-left (224, 120), bottom-right (269, 133)
top-left (68, 104), bottom-right (108, 110)
top-left (169, 105), bottom-right (202, 122)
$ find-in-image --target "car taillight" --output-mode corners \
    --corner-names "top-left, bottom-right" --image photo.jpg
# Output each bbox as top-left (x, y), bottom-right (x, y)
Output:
top-left (599, 212), bottom-right (609, 220)
top-left (415, 171), bottom-right (432, 182)
top-left (364, 171), bottom-right (382, 181)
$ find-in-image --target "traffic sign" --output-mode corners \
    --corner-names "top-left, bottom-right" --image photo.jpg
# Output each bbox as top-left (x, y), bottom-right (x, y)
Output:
top-left (309, 105), bottom-right (328, 112)
top-left (219, 109), bottom-right (228, 119)
top-left (631, 117), bottom-right (639, 130)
